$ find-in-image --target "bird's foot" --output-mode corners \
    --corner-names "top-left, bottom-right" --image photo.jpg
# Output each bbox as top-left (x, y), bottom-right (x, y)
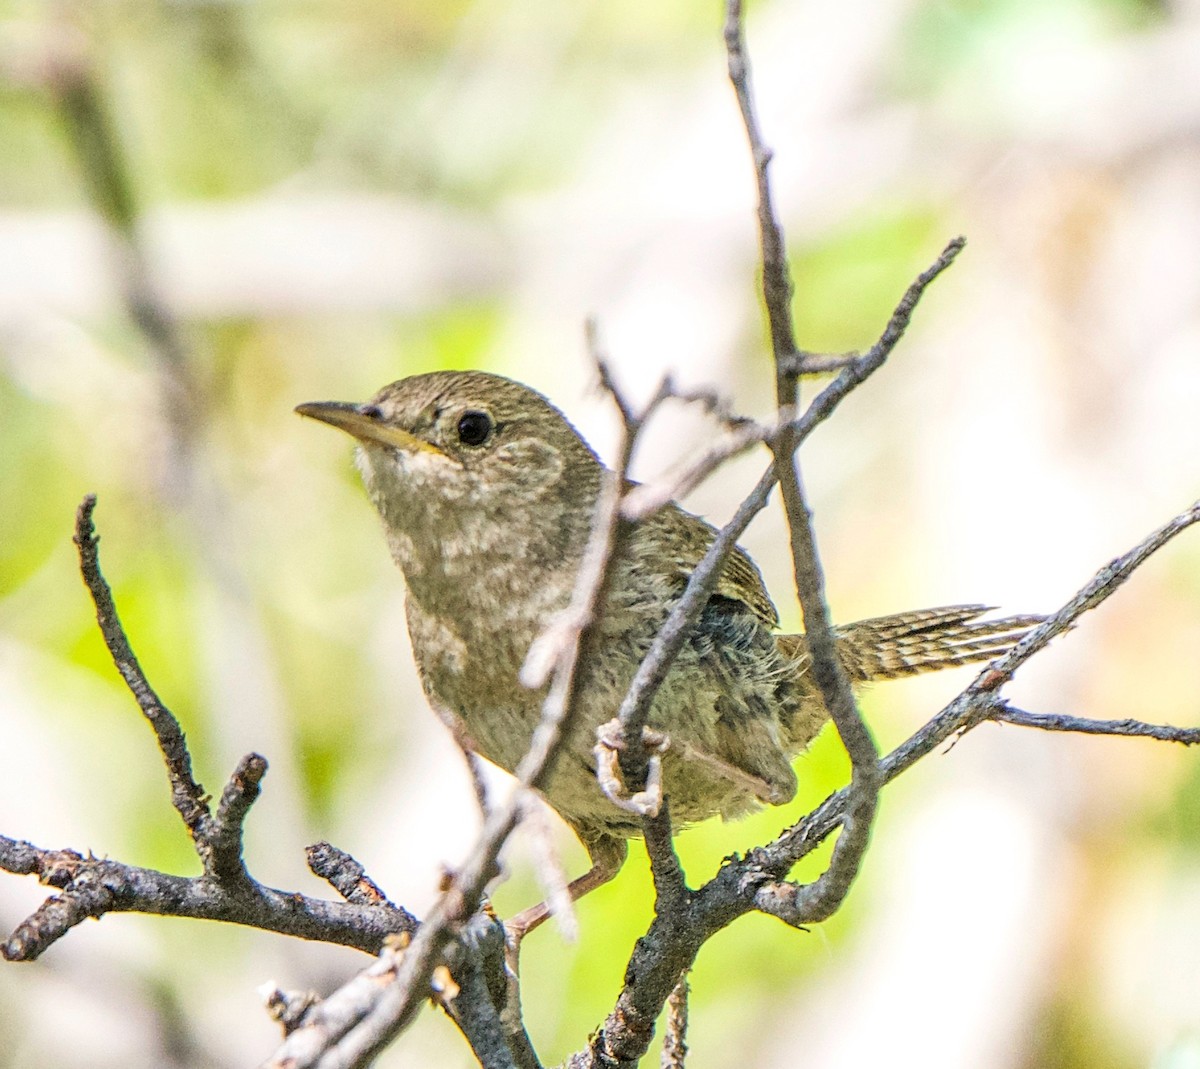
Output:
top-left (593, 719), bottom-right (669, 817)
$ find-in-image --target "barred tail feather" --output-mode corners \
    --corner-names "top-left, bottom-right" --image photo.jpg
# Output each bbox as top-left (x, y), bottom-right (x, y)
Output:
top-left (779, 605), bottom-right (1044, 682)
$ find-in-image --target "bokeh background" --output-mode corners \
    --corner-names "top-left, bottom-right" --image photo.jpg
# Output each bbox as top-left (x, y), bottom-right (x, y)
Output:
top-left (1, 0), bottom-right (1199, 1065)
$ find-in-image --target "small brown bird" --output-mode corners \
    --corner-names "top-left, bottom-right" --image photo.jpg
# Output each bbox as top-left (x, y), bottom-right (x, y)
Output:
top-left (298, 371), bottom-right (1036, 938)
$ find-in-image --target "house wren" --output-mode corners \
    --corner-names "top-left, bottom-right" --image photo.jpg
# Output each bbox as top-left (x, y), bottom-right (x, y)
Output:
top-left (297, 371), bottom-right (1037, 937)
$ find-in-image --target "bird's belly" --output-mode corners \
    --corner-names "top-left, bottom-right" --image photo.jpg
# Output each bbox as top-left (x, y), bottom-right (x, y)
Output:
top-left (404, 587), bottom-right (822, 837)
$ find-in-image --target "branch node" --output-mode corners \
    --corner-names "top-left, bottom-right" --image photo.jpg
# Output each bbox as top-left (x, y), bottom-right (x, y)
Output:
top-left (306, 842), bottom-right (397, 908)
top-left (260, 981), bottom-right (323, 1035)
top-left (752, 880), bottom-right (814, 930)
top-left (204, 752), bottom-right (268, 883)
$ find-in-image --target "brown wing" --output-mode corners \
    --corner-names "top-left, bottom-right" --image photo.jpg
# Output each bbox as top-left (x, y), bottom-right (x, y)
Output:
top-left (630, 503), bottom-right (796, 808)
top-left (643, 502), bottom-right (779, 628)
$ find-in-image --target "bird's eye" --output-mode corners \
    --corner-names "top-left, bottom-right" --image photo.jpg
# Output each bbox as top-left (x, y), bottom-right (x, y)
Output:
top-left (456, 410), bottom-right (493, 447)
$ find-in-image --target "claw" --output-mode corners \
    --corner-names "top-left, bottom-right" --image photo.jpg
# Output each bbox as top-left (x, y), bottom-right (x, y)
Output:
top-left (593, 718), bottom-right (669, 817)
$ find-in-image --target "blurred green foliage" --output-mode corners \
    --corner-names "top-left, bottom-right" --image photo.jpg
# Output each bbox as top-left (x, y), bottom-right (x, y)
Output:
top-left (1, 1), bottom-right (1197, 1067)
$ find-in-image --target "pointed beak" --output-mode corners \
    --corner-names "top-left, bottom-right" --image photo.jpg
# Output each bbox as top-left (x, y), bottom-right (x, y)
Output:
top-left (295, 401), bottom-right (444, 455)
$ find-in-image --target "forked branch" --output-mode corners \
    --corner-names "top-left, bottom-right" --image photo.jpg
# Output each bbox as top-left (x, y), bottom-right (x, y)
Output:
top-left (1, 497), bottom-right (418, 964)
top-left (3, 7), bottom-right (1198, 1069)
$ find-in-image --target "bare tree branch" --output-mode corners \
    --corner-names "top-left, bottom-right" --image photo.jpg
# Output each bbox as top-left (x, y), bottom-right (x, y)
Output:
top-left (42, 27), bottom-right (200, 506)
top-left (517, 796), bottom-right (580, 943)
top-left (727, 0), bottom-right (881, 932)
top-left (781, 351), bottom-right (860, 375)
top-left (208, 754), bottom-right (269, 885)
top-left (724, 0), bottom-right (965, 935)
top-left (661, 975), bottom-right (690, 1069)
top-left (792, 236), bottom-right (965, 425)
top-left (259, 942), bottom-right (413, 1069)
top-left (2, 498), bottom-right (418, 964)
top-left (50, 47), bottom-right (186, 372)
top-left (2, 8), bottom-right (1196, 1069)
top-left (306, 843), bottom-right (395, 908)
top-left (992, 705), bottom-right (1200, 744)
top-left (73, 494), bottom-right (211, 841)
top-left (564, 227), bottom-right (972, 1069)
top-left (567, 496), bottom-right (1200, 1068)
top-left (28, 494), bottom-right (529, 1063)
top-left (562, 7), bottom-right (1195, 1060)
top-left (621, 417), bottom-right (777, 521)
top-left (756, 497), bottom-right (1200, 891)
top-left (0, 835), bottom-right (415, 961)
top-left (623, 226), bottom-right (961, 525)
top-left (723, 0), bottom-right (797, 383)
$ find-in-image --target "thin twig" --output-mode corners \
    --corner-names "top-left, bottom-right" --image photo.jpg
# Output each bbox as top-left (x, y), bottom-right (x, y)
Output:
top-left (754, 497), bottom-right (1200, 910)
top-left (605, 226), bottom-right (962, 772)
top-left (5, 500), bottom-right (419, 962)
top-left (464, 746), bottom-right (496, 816)
top-left (571, 9), bottom-right (1011, 1064)
top-left (992, 705), bottom-right (1200, 744)
top-left (439, 717), bottom-right (494, 817)
top-left (568, 498), bottom-right (1200, 1068)
top-left (207, 753), bottom-right (269, 884)
top-left (73, 495), bottom-right (211, 841)
top-left (260, 944), bottom-right (412, 1068)
top-left (75, 495), bottom-right (277, 883)
top-left (659, 381), bottom-right (754, 432)
top-left (517, 797), bottom-right (579, 942)
top-left (969, 498), bottom-right (1200, 689)
top-left (782, 351), bottom-right (860, 375)
top-left (661, 975), bottom-right (689, 1069)
top-left (768, 443), bottom-right (880, 926)
top-left (49, 44), bottom-right (185, 368)
top-left (583, 356), bottom-right (697, 913)
top-left (621, 416), bottom-right (778, 522)
top-left (613, 462), bottom-right (776, 765)
top-left (723, 0), bottom-right (965, 935)
top-left (306, 843), bottom-right (395, 907)
top-left (265, 917), bottom-right (533, 1069)
top-left (728, 0), bottom-right (882, 928)
top-left (45, 32), bottom-right (199, 508)
top-left (594, 233), bottom-right (971, 987)
top-left (792, 237), bottom-right (965, 428)
top-left (723, 0), bottom-right (796, 387)
top-left (624, 233), bottom-right (965, 527)
top-left (262, 984), bottom-right (323, 1036)
top-left (643, 802), bottom-right (689, 919)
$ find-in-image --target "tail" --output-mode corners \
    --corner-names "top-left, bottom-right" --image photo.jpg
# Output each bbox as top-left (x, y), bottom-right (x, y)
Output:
top-left (779, 605), bottom-right (1043, 682)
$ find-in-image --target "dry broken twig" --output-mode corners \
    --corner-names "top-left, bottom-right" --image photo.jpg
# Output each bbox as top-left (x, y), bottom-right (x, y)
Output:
top-left (3, 5), bottom-right (1199, 1069)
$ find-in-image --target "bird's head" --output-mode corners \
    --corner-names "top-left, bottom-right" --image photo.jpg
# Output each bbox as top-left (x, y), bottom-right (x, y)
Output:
top-left (297, 371), bottom-right (604, 571)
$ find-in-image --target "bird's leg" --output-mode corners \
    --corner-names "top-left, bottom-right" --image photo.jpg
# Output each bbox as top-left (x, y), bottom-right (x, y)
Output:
top-left (504, 834), bottom-right (627, 970)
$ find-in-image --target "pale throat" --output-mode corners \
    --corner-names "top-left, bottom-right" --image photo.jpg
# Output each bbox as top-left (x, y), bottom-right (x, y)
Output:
top-left (357, 442), bottom-right (592, 627)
